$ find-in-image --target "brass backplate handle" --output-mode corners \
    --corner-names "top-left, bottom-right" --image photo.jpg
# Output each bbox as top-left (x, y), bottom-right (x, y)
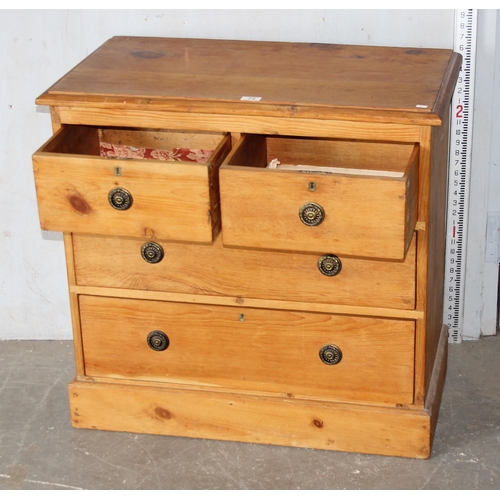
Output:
top-left (108, 187), bottom-right (133, 210)
top-left (141, 242), bottom-right (164, 264)
top-left (319, 344), bottom-right (342, 365)
top-left (299, 202), bottom-right (325, 226)
top-left (318, 254), bottom-right (342, 277)
top-left (147, 330), bottom-right (169, 351)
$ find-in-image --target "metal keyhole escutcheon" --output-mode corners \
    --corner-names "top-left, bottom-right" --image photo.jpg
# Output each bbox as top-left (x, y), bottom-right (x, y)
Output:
top-left (147, 330), bottom-right (169, 351)
top-left (319, 344), bottom-right (342, 365)
top-left (141, 242), bottom-right (164, 264)
top-left (108, 187), bottom-right (133, 210)
top-left (299, 202), bottom-right (325, 226)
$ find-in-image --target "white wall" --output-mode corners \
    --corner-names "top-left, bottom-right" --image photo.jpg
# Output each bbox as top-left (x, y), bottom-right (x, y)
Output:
top-left (0, 9), bottom-right (463, 340)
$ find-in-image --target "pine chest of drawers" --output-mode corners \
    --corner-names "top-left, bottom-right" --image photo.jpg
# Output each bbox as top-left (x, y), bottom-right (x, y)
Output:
top-left (33, 37), bottom-right (461, 458)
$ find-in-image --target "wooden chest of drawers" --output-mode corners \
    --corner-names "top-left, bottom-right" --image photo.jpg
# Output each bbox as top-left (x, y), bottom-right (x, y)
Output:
top-left (33, 37), bottom-right (461, 458)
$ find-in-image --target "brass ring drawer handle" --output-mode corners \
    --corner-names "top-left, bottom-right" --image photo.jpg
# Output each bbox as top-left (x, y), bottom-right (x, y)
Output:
top-left (108, 187), bottom-right (133, 210)
top-left (318, 254), bottom-right (342, 276)
top-left (299, 202), bottom-right (325, 226)
top-left (141, 242), bottom-right (164, 264)
top-left (147, 330), bottom-right (169, 351)
top-left (319, 344), bottom-right (342, 365)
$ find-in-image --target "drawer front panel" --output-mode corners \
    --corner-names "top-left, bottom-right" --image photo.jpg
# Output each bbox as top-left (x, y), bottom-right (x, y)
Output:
top-left (79, 296), bottom-right (415, 405)
top-left (33, 125), bottom-right (230, 242)
top-left (73, 233), bottom-right (416, 309)
top-left (220, 135), bottom-right (418, 260)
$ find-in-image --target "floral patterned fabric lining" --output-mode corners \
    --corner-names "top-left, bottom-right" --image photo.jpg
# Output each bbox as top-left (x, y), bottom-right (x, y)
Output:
top-left (99, 142), bottom-right (213, 163)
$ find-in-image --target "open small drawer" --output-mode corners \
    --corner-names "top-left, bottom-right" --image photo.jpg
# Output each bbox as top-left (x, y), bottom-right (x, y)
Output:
top-left (219, 135), bottom-right (419, 260)
top-left (33, 125), bottom-right (231, 242)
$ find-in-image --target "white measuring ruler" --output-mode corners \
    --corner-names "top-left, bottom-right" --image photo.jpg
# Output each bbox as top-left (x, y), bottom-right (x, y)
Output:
top-left (443, 9), bottom-right (478, 343)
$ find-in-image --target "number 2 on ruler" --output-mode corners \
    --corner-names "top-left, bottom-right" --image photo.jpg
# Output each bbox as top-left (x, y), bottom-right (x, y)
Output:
top-left (444, 9), bottom-right (477, 343)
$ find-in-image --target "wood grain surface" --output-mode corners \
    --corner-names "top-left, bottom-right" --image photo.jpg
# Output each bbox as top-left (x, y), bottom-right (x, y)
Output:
top-left (37, 37), bottom-right (459, 125)
top-left (220, 135), bottom-right (418, 259)
top-left (72, 232), bottom-right (417, 310)
top-left (79, 295), bottom-right (415, 405)
top-left (33, 125), bottom-right (231, 241)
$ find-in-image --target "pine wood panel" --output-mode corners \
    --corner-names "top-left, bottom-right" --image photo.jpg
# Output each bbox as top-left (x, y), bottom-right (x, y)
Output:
top-left (425, 109), bottom-right (451, 395)
top-left (220, 135), bottom-right (418, 260)
top-left (264, 136), bottom-right (415, 172)
top-left (63, 233), bottom-right (85, 376)
top-left (37, 37), bottom-right (456, 125)
top-left (425, 324), bottom-right (449, 449)
top-left (70, 285), bottom-right (424, 320)
top-left (79, 296), bottom-right (415, 405)
top-left (54, 107), bottom-right (423, 141)
top-left (68, 379), bottom-right (433, 458)
top-left (72, 233), bottom-right (416, 310)
top-left (414, 126), bottom-right (432, 406)
top-left (33, 125), bottom-right (231, 242)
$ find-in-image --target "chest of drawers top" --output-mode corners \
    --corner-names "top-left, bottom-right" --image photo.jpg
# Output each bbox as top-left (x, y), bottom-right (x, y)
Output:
top-left (36, 36), bottom-right (460, 126)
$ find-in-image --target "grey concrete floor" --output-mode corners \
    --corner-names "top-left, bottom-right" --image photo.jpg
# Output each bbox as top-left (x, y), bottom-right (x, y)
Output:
top-left (0, 336), bottom-right (499, 490)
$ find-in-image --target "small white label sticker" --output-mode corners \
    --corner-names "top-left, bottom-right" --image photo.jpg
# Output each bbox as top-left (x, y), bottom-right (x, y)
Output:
top-left (416, 104), bottom-right (428, 108)
top-left (241, 96), bottom-right (262, 101)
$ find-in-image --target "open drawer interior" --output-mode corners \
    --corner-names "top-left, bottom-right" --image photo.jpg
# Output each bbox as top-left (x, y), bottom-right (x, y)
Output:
top-left (40, 125), bottom-right (224, 163)
top-left (225, 134), bottom-right (416, 176)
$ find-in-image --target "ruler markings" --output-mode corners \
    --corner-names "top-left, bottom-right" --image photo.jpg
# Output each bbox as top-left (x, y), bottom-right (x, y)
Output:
top-left (443, 9), bottom-right (477, 343)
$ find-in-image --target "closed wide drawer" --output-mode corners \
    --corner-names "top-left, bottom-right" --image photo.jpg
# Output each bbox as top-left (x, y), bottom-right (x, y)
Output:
top-left (33, 125), bottom-right (231, 242)
top-left (73, 233), bottom-right (416, 309)
top-left (79, 295), bottom-right (415, 405)
top-left (220, 134), bottom-right (419, 260)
